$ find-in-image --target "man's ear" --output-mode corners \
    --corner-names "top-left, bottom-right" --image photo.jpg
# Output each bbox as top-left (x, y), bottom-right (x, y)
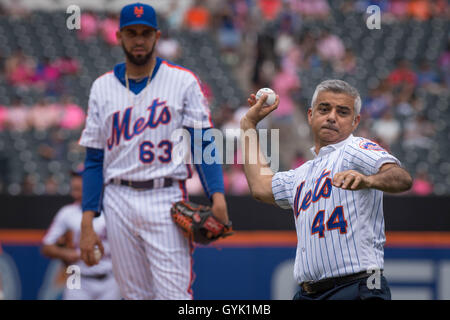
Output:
top-left (116, 30), bottom-right (122, 44)
top-left (307, 107), bottom-right (313, 125)
top-left (352, 114), bottom-right (361, 128)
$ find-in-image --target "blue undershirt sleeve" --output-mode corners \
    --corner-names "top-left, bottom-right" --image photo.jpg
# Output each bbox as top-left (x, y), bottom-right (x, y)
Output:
top-left (186, 127), bottom-right (225, 201)
top-left (82, 147), bottom-right (104, 217)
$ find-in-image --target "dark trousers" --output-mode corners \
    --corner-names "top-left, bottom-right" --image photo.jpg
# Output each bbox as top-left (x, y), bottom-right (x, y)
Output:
top-left (293, 275), bottom-right (391, 300)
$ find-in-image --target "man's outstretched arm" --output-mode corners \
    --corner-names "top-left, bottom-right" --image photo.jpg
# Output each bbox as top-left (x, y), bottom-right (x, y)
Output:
top-left (240, 94), bottom-right (279, 204)
top-left (333, 163), bottom-right (413, 193)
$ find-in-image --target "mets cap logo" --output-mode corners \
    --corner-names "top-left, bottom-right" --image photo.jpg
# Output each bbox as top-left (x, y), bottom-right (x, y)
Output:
top-left (359, 139), bottom-right (385, 152)
top-left (134, 6), bottom-right (144, 18)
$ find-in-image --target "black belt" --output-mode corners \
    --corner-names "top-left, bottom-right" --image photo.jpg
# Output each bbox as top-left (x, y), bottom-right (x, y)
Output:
top-left (300, 271), bottom-right (379, 295)
top-left (82, 273), bottom-right (110, 280)
top-left (109, 178), bottom-right (173, 190)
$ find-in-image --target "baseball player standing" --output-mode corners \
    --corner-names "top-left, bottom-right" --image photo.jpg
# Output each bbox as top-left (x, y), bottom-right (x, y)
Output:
top-left (79, 3), bottom-right (228, 300)
top-left (241, 80), bottom-right (413, 300)
top-left (41, 169), bottom-right (121, 300)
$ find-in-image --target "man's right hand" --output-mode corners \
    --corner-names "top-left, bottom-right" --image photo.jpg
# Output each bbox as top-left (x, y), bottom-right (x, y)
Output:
top-left (80, 211), bottom-right (104, 266)
top-left (241, 93), bottom-right (279, 129)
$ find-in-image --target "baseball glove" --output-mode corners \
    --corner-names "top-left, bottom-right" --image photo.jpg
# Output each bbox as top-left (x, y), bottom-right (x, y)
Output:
top-left (170, 201), bottom-right (233, 245)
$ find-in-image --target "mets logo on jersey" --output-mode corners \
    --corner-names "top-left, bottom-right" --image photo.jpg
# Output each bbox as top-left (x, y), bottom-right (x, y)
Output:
top-left (293, 169), bottom-right (332, 218)
top-left (107, 98), bottom-right (172, 150)
top-left (134, 6), bottom-right (144, 18)
top-left (359, 139), bottom-right (386, 152)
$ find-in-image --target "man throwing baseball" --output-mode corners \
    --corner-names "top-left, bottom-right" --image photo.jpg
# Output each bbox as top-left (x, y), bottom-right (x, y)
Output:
top-left (79, 3), bottom-right (228, 300)
top-left (241, 80), bottom-right (412, 300)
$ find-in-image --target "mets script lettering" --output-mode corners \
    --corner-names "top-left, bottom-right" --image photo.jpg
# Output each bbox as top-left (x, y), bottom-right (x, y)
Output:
top-left (107, 98), bottom-right (171, 150)
top-left (294, 169), bottom-right (333, 218)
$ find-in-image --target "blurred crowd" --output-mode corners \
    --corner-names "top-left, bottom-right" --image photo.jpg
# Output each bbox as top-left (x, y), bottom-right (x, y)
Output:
top-left (0, 0), bottom-right (449, 196)
top-left (77, 11), bottom-right (120, 46)
top-left (0, 96), bottom-right (84, 132)
top-left (3, 50), bottom-right (80, 95)
top-left (178, 0), bottom-right (449, 196)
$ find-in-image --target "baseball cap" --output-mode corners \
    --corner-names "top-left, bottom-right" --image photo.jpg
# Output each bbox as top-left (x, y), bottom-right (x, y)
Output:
top-left (120, 2), bottom-right (159, 30)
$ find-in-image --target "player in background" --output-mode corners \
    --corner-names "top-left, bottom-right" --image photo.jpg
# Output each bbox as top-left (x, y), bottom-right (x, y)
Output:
top-left (240, 80), bottom-right (412, 300)
top-left (41, 169), bottom-right (121, 300)
top-left (79, 3), bottom-right (229, 299)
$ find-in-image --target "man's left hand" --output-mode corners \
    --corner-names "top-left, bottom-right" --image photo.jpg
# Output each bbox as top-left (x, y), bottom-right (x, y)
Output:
top-left (333, 170), bottom-right (371, 190)
top-left (211, 192), bottom-right (229, 224)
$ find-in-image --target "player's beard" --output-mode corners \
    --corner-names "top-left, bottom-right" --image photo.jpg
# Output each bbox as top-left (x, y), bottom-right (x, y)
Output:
top-left (122, 42), bottom-right (156, 66)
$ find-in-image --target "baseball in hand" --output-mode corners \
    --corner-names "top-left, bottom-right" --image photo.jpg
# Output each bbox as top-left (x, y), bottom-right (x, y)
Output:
top-left (93, 246), bottom-right (102, 263)
top-left (256, 88), bottom-right (276, 106)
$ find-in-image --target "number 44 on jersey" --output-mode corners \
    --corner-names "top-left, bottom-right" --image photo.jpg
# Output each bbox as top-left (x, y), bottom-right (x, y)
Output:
top-left (311, 206), bottom-right (348, 238)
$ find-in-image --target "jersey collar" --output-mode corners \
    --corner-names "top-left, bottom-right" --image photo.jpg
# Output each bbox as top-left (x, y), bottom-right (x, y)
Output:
top-left (310, 134), bottom-right (354, 158)
top-left (113, 56), bottom-right (163, 94)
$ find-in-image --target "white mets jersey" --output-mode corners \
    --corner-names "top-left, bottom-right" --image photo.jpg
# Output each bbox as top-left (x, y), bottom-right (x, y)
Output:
top-left (79, 58), bottom-right (212, 182)
top-left (272, 134), bottom-right (400, 284)
top-left (42, 203), bottom-right (113, 276)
